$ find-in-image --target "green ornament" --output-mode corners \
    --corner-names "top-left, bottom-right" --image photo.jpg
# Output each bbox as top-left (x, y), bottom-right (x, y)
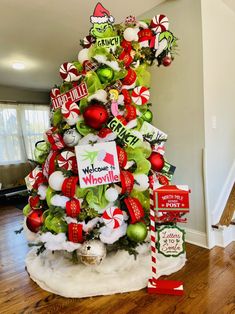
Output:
top-left (142, 109), bottom-right (153, 123)
top-left (96, 66), bottom-right (114, 83)
top-left (34, 142), bottom-right (49, 164)
top-left (126, 222), bottom-right (148, 242)
top-left (45, 215), bottom-right (67, 233)
top-left (23, 204), bottom-right (31, 216)
top-left (45, 186), bottom-right (55, 207)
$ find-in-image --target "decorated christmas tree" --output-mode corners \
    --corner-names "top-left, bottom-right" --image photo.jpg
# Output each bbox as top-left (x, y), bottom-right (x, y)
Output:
top-left (23, 3), bottom-right (189, 297)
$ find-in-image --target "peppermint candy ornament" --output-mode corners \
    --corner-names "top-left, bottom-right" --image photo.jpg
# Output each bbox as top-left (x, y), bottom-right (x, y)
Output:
top-left (102, 207), bottom-right (124, 229)
top-left (59, 62), bottom-right (81, 82)
top-left (132, 86), bottom-right (150, 105)
top-left (57, 151), bottom-right (76, 171)
top-left (61, 101), bottom-right (80, 126)
top-left (28, 166), bottom-right (44, 189)
top-left (150, 15), bottom-right (169, 33)
top-left (50, 87), bottom-right (60, 99)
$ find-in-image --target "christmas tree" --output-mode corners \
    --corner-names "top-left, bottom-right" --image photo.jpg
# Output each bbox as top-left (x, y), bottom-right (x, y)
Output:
top-left (24, 3), bottom-right (181, 284)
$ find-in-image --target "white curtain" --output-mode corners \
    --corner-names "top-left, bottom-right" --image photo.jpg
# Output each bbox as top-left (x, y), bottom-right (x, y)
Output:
top-left (0, 103), bottom-right (50, 164)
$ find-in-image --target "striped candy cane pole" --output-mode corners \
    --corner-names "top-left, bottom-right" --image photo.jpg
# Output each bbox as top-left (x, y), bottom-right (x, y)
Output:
top-left (149, 179), bottom-right (157, 282)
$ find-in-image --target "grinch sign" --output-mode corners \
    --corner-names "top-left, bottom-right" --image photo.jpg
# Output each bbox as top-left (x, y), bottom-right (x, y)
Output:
top-left (157, 225), bottom-right (185, 257)
top-left (75, 141), bottom-right (120, 188)
top-left (90, 2), bottom-right (115, 38)
top-left (108, 117), bottom-right (140, 147)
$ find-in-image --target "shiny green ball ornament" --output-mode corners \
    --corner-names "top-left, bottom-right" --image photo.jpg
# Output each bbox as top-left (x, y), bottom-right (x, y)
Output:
top-left (96, 66), bottom-right (114, 83)
top-left (126, 222), bottom-right (148, 242)
top-left (23, 204), bottom-right (31, 216)
top-left (142, 109), bottom-right (153, 123)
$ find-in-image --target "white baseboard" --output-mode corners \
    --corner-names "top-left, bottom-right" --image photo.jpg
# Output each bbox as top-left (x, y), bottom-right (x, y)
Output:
top-left (211, 225), bottom-right (235, 248)
top-left (184, 227), bottom-right (208, 248)
top-left (212, 160), bottom-right (235, 225)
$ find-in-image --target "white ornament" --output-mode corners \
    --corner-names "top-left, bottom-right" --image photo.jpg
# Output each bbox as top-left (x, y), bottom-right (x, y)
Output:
top-left (51, 194), bottom-right (70, 208)
top-left (48, 171), bottom-right (66, 191)
top-left (78, 48), bottom-right (90, 64)
top-left (63, 129), bottom-right (81, 147)
top-left (38, 184), bottom-right (47, 200)
top-left (77, 240), bottom-right (106, 266)
top-left (104, 188), bottom-right (119, 202)
top-left (123, 27), bottom-right (139, 42)
top-left (133, 174), bottom-right (149, 192)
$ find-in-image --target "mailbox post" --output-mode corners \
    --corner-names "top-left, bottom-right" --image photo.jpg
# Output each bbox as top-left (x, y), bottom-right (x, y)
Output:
top-left (148, 184), bottom-right (190, 295)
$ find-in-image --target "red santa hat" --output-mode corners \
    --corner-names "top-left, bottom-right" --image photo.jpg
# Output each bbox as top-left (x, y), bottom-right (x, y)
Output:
top-left (90, 2), bottom-right (114, 24)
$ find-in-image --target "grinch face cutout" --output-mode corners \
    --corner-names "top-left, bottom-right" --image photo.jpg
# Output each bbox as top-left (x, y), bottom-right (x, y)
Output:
top-left (90, 2), bottom-right (115, 38)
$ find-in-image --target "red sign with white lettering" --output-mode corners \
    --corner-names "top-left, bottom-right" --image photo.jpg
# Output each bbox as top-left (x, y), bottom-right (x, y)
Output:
top-left (52, 82), bottom-right (88, 109)
top-left (154, 185), bottom-right (190, 212)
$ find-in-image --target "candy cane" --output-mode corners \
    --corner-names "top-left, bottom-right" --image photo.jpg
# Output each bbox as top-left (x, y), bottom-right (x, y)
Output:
top-left (149, 179), bottom-right (157, 282)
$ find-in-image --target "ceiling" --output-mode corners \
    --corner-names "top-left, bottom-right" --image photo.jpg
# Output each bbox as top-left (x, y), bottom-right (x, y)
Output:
top-left (0, 0), bottom-right (165, 92)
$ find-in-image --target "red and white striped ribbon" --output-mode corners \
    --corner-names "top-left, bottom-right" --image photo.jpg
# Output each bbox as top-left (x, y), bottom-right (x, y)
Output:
top-left (149, 180), bottom-right (157, 282)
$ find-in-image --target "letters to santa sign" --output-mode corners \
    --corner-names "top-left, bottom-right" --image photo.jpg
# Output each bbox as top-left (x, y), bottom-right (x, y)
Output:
top-left (154, 185), bottom-right (190, 212)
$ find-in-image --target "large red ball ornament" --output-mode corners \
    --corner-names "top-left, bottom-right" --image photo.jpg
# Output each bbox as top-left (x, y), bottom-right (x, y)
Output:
top-left (148, 152), bottom-right (165, 172)
top-left (26, 209), bottom-right (44, 233)
top-left (83, 104), bottom-right (109, 130)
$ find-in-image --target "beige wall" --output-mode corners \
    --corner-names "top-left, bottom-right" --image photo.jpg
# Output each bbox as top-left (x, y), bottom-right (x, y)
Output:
top-left (201, 0), bottom-right (235, 225)
top-left (140, 0), bottom-right (206, 233)
top-left (0, 85), bottom-right (49, 103)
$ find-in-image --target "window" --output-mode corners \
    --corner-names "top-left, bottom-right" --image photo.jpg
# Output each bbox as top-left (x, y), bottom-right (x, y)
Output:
top-left (0, 103), bottom-right (50, 164)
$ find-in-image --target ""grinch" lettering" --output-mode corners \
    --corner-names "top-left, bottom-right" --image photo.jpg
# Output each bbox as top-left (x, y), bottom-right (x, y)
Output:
top-left (108, 117), bottom-right (140, 148)
top-left (96, 36), bottom-right (120, 48)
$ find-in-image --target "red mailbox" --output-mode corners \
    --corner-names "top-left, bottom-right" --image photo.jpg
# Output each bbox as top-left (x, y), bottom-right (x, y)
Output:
top-left (154, 185), bottom-right (190, 213)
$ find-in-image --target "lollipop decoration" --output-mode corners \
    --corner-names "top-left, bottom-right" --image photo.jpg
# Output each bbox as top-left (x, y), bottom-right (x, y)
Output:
top-left (57, 151), bottom-right (77, 171)
top-left (61, 101), bottom-right (80, 126)
top-left (132, 86), bottom-right (150, 105)
top-left (102, 207), bottom-right (124, 229)
top-left (60, 62), bottom-right (81, 82)
top-left (150, 15), bottom-right (169, 33)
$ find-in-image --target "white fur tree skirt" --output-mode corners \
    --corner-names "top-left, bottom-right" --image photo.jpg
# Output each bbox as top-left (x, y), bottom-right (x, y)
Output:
top-left (25, 243), bottom-right (186, 298)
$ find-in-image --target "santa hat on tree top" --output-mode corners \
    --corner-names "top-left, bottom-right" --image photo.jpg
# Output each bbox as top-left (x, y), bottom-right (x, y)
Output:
top-left (90, 2), bottom-right (114, 24)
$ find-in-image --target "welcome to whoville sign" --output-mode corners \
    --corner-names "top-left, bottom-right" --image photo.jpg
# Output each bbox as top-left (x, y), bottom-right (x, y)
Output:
top-left (75, 141), bottom-right (120, 188)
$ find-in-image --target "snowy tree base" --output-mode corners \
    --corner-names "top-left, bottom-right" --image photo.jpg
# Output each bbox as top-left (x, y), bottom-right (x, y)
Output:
top-left (25, 243), bottom-right (186, 298)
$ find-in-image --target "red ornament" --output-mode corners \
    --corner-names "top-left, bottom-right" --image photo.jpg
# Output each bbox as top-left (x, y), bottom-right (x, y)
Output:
top-left (148, 152), bottom-right (165, 172)
top-left (83, 104), bottom-right (109, 130)
top-left (124, 197), bottom-right (145, 224)
top-left (68, 223), bottom-right (83, 243)
top-left (162, 56), bottom-right (172, 67)
top-left (28, 195), bottom-right (41, 210)
top-left (26, 210), bottom-right (44, 233)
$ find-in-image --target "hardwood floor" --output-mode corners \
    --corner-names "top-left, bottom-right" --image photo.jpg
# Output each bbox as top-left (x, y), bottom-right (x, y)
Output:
top-left (0, 206), bottom-right (234, 314)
